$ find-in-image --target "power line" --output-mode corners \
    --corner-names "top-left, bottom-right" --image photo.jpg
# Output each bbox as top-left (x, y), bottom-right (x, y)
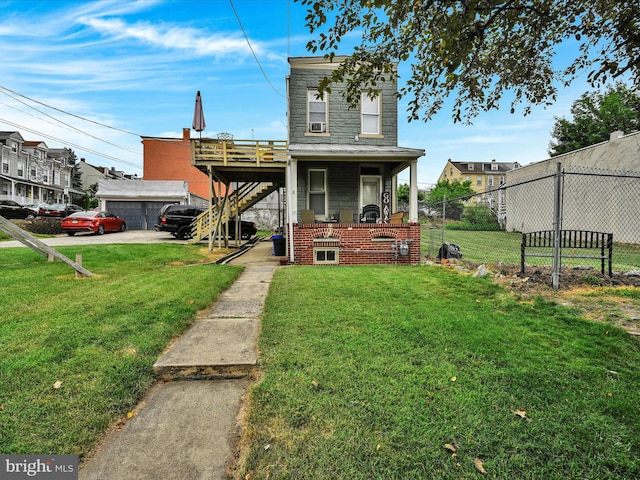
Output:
top-left (0, 117), bottom-right (142, 170)
top-left (0, 85), bottom-right (141, 137)
top-left (229, 0), bottom-right (285, 99)
top-left (0, 92), bottom-right (140, 155)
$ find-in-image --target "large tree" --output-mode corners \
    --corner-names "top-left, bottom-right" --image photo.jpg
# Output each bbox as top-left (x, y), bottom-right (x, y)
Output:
top-left (298, 0), bottom-right (640, 123)
top-left (548, 83), bottom-right (640, 156)
top-left (426, 179), bottom-right (475, 219)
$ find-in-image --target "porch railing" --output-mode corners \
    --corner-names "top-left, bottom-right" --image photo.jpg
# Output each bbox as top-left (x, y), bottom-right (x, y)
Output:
top-left (192, 139), bottom-right (288, 166)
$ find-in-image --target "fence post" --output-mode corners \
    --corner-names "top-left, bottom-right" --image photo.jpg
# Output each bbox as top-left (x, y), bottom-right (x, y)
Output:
top-left (552, 162), bottom-right (563, 289)
top-left (441, 195), bottom-right (446, 246)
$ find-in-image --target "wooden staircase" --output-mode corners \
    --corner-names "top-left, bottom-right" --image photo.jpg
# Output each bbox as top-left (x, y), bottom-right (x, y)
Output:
top-left (190, 181), bottom-right (278, 243)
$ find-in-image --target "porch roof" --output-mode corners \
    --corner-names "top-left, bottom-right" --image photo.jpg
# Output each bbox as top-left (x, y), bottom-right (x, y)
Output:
top-left (288, 143), bottom-right (424, 160)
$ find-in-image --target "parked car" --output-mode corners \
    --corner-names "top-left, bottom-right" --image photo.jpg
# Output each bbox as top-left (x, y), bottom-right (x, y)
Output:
top-left (155, 203), bottom-right (257, 240)
top-left (0, 200), bottom-right (37, 219)
top-left (23, 203), bottom-right (49, 215)
top-left (39, 203), bottom-right (84, 217)
top-left (61, 210), bottom-right (127, 236)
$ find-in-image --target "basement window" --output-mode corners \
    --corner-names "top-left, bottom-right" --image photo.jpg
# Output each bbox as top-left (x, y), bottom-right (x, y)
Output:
top-left (314, 248), bottom-right (339, 265)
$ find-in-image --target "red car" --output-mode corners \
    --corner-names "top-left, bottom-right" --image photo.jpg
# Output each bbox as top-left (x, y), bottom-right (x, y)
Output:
top-left (61, 211), bottom-right (127, 236)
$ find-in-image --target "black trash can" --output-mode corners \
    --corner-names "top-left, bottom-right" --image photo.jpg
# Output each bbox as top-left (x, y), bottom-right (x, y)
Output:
top-left (272, 235), bottom-right (286, 256)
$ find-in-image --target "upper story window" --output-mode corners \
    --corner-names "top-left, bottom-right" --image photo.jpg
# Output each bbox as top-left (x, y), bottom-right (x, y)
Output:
top-left (307, 89), bottom-right (327, 134)
top-left (42, 169), bottom-right (49, 184)
top-left (361, 92), bottom-right (380, 135)
top-left (1, 158), bottom-right (8, 174)
top-left (476, 175), bottom-right (482, 186)
top-left (10, 142), bottom-right (18, 153)
top-left (468, 163), bottom-right (474, 170)
top-left (17, 162), bottom-right (24, 177)
top-left (491, 162), bottom-right (499, 171)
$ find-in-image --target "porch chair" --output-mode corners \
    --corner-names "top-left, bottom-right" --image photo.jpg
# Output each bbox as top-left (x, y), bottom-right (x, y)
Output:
top-left (360, 204), bottom-right (380, 223)
top-left (300, 209), bottom-right (315, 224)
top-left (339, 210), bottom-right (353, 223)
top-left (390, 212), bottom-right (405, 224)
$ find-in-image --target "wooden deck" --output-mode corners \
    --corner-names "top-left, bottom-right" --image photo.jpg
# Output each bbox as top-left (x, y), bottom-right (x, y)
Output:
top-left (191, 138), bottom-right (288, 168)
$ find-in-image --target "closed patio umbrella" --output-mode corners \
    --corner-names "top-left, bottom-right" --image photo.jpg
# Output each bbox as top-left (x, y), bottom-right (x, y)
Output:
top-left (192, 91), bottom-right (206, 149)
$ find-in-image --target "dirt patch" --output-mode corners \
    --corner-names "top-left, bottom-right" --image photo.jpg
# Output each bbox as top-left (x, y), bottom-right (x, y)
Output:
top-left (447, 259), bottom-right (640, 336)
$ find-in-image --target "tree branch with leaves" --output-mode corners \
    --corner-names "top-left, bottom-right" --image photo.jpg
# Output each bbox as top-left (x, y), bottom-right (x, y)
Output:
top-left (298, 0), bottom-right (640, 123)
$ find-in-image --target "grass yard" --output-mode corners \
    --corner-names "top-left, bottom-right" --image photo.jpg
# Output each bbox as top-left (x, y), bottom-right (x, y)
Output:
top-left (423, 228), bottom-right (640, 272)
top-left (237, 265), bottom-right (640, 479)
top-left (0, 243), bottom-right (242, 457)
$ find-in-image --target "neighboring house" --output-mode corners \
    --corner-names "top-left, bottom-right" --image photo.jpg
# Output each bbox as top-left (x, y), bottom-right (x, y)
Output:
top-left (96, 179), bottom-right (189, 230)
top-left (142, 128), bottom-right (221, 201)
top-left (190, 55), bottom-right (425, 265)
top-left (0, 131), bottom-right (78, 205)
top-left (437, 159), bottom-right (520, 205)
top-left (504, 130), bottom-right (640, 243)
top-left (77, 158), bottom-right (131, 192)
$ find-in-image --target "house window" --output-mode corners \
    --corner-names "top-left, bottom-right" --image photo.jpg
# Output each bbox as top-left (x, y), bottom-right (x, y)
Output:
top-left (465, 175), bottom-right (471, 182)
top-left (43, 169), bottom-right (50, 183)
top-left (1, 158), bottom-right (8, 174)
top-left (476, 176), bottom-right (482, 186)
top-left (308, 89), bottom-right (327, 133)
top-left (361, 92), bottom-right (380, 135)
top-left (64, 173), bottom-right (70, 187)
top-left (17, 162), bottom-right (24, 177)
top-left (499, 176), bottom-right (505, 185)
top-left (53, 170), bottom-right (60, 185)
top-left (314, 247), bottom-right (339, 265)
top-left (308, 168), bottom-right (327, 216)
top-left (488, 176), bottom-right (494, 187)
top-left (468, 163), bottom-right (474, 170)
top-left (30, 165), bottom-right (37, 180)
top-left (491, 162), bottom-right (498, 171)
top-left (10, 142), bottom-right (17, 153)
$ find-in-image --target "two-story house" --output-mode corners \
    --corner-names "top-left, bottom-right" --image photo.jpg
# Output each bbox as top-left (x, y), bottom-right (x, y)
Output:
top-left (190, 55), bottom-right (425, 265)
top-left (438, 159), bottom-right (520, 205)
top-left (0, 132), bottom-right (77, 205)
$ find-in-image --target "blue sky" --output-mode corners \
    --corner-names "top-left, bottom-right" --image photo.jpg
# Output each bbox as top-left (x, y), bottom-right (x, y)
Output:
top-left (0, 0), bottom-right (620, 188)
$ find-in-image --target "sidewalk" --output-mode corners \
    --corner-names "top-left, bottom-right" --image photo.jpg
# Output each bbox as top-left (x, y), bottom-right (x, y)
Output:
top-left (79, 238), bottom-right (280, 480)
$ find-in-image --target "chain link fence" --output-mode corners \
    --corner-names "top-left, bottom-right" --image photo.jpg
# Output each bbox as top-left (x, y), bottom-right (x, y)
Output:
top-left (422, 164), bottom-right (640, 288)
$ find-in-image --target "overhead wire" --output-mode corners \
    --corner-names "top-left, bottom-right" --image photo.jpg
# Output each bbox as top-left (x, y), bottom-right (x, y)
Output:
top-left (229, 0), bottom-right (286, 99)
top-left (0, 117), bottom-right (142, 170)
top-left (0, 85), bottom-right (141, 137)
top-left (0, 93), bottom-right (141, 155)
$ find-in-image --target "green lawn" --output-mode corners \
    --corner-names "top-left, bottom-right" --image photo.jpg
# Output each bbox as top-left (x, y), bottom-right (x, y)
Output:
top-left (0, 244), bottom-right (242, 456)
top-left (237, 265), bottom-right (640, 479)
top-left (423, 228), bottom-right (640, 272)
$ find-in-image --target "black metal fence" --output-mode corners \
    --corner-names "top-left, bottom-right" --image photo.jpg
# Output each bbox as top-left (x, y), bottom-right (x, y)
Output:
top-left (422, 164), bottom-right (640, 287)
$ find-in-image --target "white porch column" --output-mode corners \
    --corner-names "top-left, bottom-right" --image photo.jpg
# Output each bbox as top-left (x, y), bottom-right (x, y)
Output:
top-left (409, 159), bottom-right (418, 222)
top-left (287, 156), bottom-right (298, 263)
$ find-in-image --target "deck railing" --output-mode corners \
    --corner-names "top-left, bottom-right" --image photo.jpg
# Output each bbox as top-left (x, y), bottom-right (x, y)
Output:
top-left (192, 139), bottom-right (288, 166)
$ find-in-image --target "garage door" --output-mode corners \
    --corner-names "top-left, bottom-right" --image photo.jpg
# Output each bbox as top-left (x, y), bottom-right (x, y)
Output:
top-left (106, 201), bottom-right (170, 230)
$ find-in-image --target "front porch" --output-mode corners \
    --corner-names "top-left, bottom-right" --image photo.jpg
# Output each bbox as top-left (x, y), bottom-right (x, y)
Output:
top-left (191, 136), bottom-right (423, 265)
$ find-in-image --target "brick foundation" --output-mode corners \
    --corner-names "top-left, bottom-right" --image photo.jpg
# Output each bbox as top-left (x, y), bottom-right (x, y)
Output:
top-left (288, 222), bottom-right (421, 265)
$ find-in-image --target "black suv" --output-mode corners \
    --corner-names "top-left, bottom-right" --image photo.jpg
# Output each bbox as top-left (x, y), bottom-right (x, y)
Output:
top-left (155, 204), bottom-right (257, 240)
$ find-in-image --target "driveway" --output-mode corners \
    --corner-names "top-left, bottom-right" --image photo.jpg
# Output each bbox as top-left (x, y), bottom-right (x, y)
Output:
top-left (0, 230), bottom-right (188, 248)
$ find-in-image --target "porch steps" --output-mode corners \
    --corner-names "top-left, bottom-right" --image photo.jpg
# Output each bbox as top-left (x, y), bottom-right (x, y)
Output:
top-left (190, 181), bottom-right (278, 243)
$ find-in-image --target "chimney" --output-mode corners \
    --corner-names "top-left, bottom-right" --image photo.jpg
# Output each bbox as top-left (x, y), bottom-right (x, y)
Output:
top-left (183, 128), bottom-right (190, 141)
top-left (609, 131), bottom-right (624, 142)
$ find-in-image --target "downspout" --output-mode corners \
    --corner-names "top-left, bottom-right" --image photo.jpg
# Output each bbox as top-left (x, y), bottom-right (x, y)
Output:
top-left (286, 74), bottom-right (295, 263)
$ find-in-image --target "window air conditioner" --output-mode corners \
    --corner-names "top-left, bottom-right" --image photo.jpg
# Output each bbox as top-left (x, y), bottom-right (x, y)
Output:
top-left (310, 122), bottom-right (326, 133)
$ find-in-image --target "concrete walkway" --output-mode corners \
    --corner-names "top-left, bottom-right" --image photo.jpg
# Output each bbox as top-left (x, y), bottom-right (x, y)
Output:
top-left (79, 238), bottom-right (280, 480)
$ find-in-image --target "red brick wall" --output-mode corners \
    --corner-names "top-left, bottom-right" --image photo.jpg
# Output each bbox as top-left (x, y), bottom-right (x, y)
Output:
top-left (288, 222), bottom-right (421, 265)
top-left (143, 128), bottom-right (224, 199)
